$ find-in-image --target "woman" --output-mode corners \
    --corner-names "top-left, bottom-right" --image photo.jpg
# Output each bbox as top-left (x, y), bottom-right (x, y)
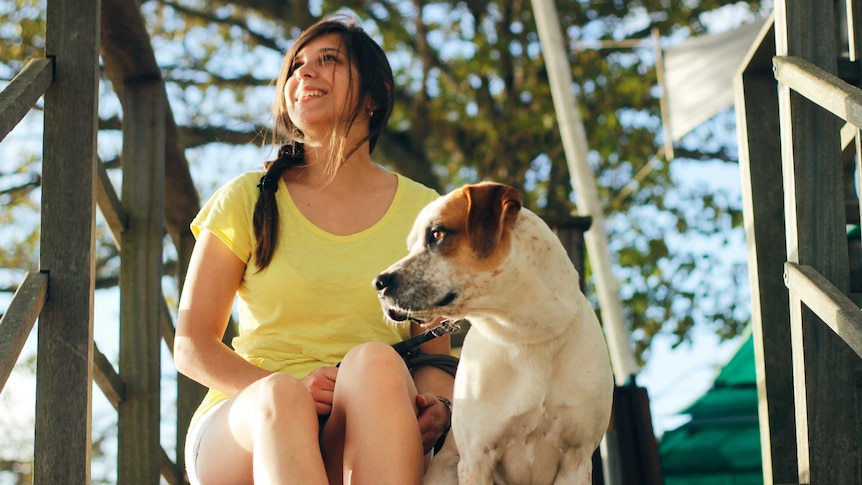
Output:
top-left (174, 15), bottom-right (455, 485)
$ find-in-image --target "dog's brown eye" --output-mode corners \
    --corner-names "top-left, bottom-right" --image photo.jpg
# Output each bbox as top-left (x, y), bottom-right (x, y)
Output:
top-left (426, 226), bottom-right (452, 249)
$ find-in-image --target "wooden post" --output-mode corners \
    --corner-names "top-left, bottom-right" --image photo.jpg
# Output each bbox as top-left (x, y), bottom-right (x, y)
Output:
top-left (118, 77), bottom-right (165, 483)
top-left (34, 0), bottom-right (100, 482)
top-left (735, 17), bottom-right (799, 485)
top-left (551, 216), bottom-right (592, 291)
top-left (775, 1), bottom-right (861, 483)
top-left (530, 0), bottom-right (639, 384)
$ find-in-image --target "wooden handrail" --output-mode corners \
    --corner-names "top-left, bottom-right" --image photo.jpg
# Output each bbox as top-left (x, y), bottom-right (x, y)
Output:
top-left (0, 271), bottom-right (49, 392)
top-left (773, 55), bottom-right (862, 129)
top-left (0, 58), bottom-right (54, 142)
top-left (161, 296), bottom-right (176, 355)
top-left (160, 447), bottom-right (184, 485)
top-left (784, 262), bottom-right (862, 359)
top-left (93, 342), bottom-right (125, 409)
top-left (95, 156), bottom-right (129, 245)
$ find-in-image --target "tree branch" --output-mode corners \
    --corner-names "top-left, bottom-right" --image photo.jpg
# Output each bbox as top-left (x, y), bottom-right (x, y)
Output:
top-left (156, 0), bottom-right (284, 52)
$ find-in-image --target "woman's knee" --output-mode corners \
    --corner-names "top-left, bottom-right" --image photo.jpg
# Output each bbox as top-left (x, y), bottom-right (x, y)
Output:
top-left (341, 341), bottom-right (403, 371)
top-left (240, 373), bottom-right (316, 426)
top-left (337, 342), bottom-right (413, 395)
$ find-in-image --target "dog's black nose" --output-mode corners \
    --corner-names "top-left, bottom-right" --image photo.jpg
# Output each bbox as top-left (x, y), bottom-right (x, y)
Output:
top-left (373, 272), bottom-right (395, 291)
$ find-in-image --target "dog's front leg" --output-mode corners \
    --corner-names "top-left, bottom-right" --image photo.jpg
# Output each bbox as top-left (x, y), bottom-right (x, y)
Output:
top-left (552, 448), bottom-right (593, 485)
top-left (423, 435), bottom-right (460, 485)
top-left (457, 450), bottom-right (497, 485)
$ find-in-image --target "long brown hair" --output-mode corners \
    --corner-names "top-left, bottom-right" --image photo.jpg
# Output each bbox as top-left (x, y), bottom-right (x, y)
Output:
top-left (252, 15), bottom-right (395, 270)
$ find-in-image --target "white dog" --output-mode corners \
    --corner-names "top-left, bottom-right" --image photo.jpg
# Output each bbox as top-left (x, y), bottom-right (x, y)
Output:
top-left (374, 182), bottom-right (614, 485)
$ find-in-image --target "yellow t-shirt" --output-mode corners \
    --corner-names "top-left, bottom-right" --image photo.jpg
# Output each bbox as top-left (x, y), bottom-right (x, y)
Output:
top-left (188, 171), bottom-right (439, 428)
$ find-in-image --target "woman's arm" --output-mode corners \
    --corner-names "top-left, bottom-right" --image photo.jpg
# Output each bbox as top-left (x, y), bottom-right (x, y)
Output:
top-left (174, 229), bottom-right (271, 395)
top-left (411, 321), bottom-right (456, 452)
top-left (412, 320), bottom-right (455, 399)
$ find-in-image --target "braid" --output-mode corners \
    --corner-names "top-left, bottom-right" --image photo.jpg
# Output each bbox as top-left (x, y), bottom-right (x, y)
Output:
top-left (252, 144), bottom-right (304, 270)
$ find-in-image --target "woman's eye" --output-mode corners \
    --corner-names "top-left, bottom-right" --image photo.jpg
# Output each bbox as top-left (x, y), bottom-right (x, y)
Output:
top-left (320, 54), bottom-right (338, 64)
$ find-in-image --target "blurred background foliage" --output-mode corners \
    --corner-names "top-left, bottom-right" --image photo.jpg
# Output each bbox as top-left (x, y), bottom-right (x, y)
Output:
top-left (1, 0), bottom-right (768, 369)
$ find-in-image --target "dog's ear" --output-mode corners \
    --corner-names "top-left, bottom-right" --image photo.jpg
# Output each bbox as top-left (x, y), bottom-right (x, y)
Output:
top-left (464, 183), bottom-right (522, 259)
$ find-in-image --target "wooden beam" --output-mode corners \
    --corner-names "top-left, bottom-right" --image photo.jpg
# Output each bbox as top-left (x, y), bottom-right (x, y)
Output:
top-left (117, 77), bottom-right (165, 484)
top-left (95, 156), bottom-right (128, 247)
top-left (93, 343), bottom-right (124, 410)
top-left (0, 57), bottom-right (53, 142)
top-left (736, 39), bottom-right (799, 482)
top-left (161, 296), bottom-right (176, 355)
top-left (100, 0), bottom-right (200, 250)
top-left (160, 447), bottom-right (184, 485)
top-left (784, 263), bottom-right (862, 359)
top-left (34, 0), bottom-right (100, 482)
top-left (773, 55), bottom-right (862, 128)
top-left (775, 1), bottom-right (860, 483)
top-left (0, 272), bottom-right (48, 392)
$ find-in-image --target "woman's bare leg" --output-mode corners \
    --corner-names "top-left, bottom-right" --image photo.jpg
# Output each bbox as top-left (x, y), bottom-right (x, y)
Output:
top-left (321, 342), bottom-right (424, 485)
top-left (194, 373), bottom-right (328, 485)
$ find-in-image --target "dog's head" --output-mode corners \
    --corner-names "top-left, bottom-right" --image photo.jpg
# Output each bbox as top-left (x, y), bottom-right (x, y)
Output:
top-left (373, 182), bottom-right (522, 325)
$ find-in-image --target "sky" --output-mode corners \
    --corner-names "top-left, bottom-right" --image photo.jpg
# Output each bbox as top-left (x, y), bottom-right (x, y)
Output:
top-left (0, 2), bottom-right (767, 482)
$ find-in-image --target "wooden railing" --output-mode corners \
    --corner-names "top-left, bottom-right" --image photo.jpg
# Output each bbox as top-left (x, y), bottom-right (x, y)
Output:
top-left (737, 1), bottom-right (862, 484)
top-left (0, 272), bottom-right (48, 392)
top-left (783, 262), bottom-right (862, 359)
top-left (0, 1), bottom-right (190, 483)
top-left (0, 61), bottom-right (54, 388)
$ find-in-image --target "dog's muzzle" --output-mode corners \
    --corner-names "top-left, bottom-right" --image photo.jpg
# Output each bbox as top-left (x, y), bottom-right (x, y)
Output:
top-left (373, 272), bottom-right (416, 322)
top-left (373, 271), bottom-right (458, 324)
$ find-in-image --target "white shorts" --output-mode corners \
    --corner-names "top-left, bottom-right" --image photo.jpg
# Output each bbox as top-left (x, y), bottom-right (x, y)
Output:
top-left (184, 400), bottom-right (227, 485)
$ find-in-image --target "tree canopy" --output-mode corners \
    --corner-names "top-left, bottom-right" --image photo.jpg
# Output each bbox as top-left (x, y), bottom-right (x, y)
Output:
top-left (1, 0), bottom-right (769, 363)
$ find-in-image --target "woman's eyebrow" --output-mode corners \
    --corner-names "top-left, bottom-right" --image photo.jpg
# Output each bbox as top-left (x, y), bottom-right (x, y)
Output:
top-left (297, 46), bottom-right (340, 56)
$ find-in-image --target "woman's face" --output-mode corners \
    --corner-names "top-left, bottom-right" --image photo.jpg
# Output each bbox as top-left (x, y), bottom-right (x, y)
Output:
top-left (284, 33), bottom-right (362, 139)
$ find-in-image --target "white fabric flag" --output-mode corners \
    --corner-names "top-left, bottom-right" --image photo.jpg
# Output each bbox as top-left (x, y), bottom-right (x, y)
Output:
top-left (664, 20), bottom-right (766, 141)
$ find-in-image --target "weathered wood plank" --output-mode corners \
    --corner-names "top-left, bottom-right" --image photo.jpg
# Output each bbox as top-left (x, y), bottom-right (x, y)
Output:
top-left (33, 0), bottom-right (100, 482)
top-left (117, 77), bottom-right (165, 484)
top-left (160, 446), bottom-right (184, 485)
top-left (773, 56), bottom-right (862, 129)
top-left (784, 263), bottom-right (862, 359)
top-left (0, 271), bottom-right (48, 392)
top-left (161, 296), bottom-right (175, 355)
top-left (775, 1), bottom-right (860, 483)
top-left (100, 0), bottom-right (200, 250)
top-left (95, 156), bottom-right (128, 248)
top-left (0, 58), bottom-right (53, 142)
top-left (736, 22), bottom-right (799, 481)
top-left (93, 342), bottom-right (124, 410)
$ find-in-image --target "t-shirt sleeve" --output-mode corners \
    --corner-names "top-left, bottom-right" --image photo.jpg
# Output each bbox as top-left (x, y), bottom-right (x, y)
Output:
top-left (191, 172), bottom-right (260, 264)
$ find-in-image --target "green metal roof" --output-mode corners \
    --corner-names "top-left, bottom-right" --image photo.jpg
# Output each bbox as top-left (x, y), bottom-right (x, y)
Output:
top-left (658, 331), bottom-right (762, 484)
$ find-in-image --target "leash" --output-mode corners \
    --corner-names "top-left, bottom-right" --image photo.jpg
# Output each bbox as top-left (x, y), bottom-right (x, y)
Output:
top-left (391, 319), bottom-right (462, 357)
top-left (335, 319), bottom-right (462, 367)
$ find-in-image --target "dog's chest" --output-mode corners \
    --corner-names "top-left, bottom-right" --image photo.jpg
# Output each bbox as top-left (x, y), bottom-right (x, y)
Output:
top-left (458, 404), bottom-right (580, 485)
top-left (452, 335), bottom-right (574, 436)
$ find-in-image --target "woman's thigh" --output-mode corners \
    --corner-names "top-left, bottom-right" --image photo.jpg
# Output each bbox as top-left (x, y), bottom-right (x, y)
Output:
top-left (192, 395), bottom-right (255, 485)
top-left (320, 342), bottom-right (423, 484)
top-left (193, 373), bottom-right (319, 485)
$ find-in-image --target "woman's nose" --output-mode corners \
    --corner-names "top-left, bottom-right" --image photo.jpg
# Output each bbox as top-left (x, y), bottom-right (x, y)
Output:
top-left (294, 63), bottom-right (316, 79)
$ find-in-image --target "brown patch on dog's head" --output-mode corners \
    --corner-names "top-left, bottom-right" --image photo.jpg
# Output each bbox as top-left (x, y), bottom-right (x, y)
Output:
top-left (464, 182), bottom-right (522, 259)
top-left (373, 182), bottom-right (524, 322)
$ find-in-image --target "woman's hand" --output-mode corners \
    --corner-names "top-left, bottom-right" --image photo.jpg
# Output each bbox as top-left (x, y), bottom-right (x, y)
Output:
top-left (301, 366), bottom-right (338, 416)
top-left (415, 393), bottom-right (451, 454)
